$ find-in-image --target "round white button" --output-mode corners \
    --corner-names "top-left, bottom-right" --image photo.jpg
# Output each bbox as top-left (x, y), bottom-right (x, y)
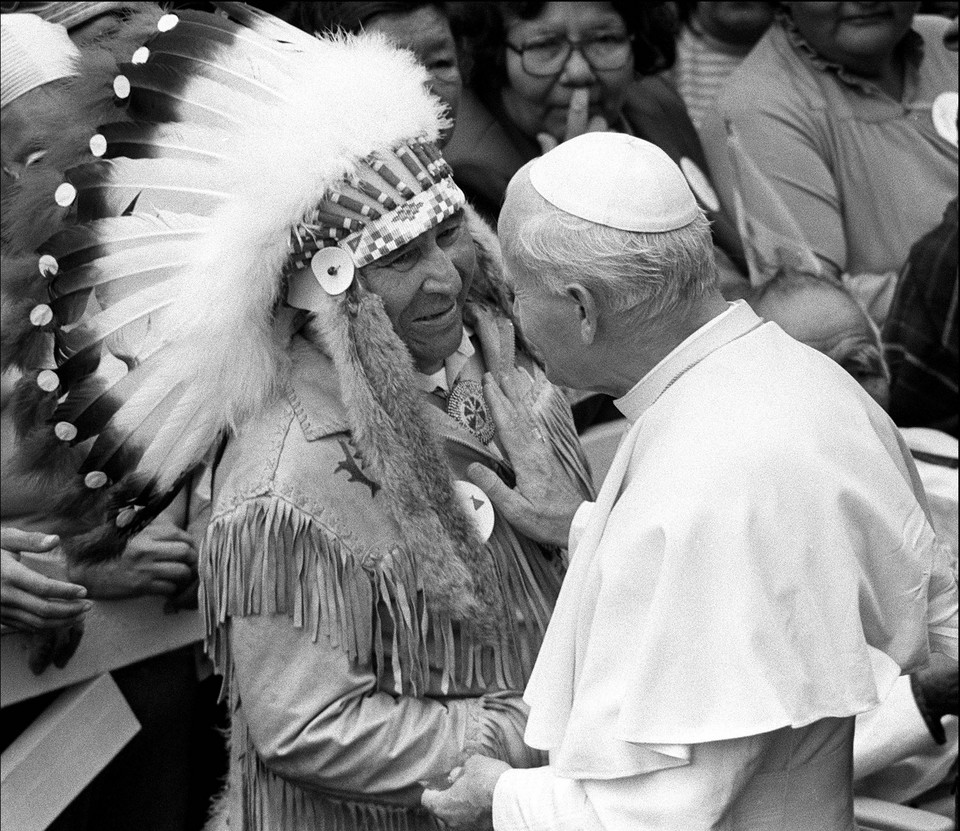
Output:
top-left (30, 304), bottom-right (53, 327)
top-left (84, 471), bottom-right (108, 489)
top-left (54, 182), bottom-right (76, 207)
top-left (55, 421), bottom-right (78, 441)
top-left (453, 480), bottom-right (495, 543)
top-left (37, 370), bottom-right (59, 392)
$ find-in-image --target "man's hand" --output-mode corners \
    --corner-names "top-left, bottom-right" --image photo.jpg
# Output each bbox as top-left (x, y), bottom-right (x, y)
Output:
top-left (537, 87), bottom-right (610, 154)
top-left (68, 520), bottom-right (198, 599)
top-left (911, 654), bottom-right (959, 743)
top-left (421, 755), bottom-right (510, 830)
top-left (467, 370), bottom-right (584, 548)
top-left (1, 528), bottom-right (91, 632)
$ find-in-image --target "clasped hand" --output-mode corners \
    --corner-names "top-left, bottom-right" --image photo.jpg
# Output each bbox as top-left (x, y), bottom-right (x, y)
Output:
top-left (421, 754), bottom-right (510, 830)
top-left (67, 518), bottom-right (198, 600)
top-left (466, 369), bottom-right (584, 549)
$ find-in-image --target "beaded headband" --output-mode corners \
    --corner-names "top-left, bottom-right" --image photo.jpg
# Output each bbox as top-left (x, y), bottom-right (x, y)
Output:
top-left (288, 140), bottom-right (465, 283)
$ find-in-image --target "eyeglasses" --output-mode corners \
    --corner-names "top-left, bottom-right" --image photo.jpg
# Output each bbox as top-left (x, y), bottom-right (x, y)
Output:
top-left (505, 33), bottom-right (634, 77)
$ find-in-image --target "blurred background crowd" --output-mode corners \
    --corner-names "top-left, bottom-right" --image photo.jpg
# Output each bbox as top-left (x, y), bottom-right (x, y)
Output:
top-left (0, 2), bottom-right (956, 830)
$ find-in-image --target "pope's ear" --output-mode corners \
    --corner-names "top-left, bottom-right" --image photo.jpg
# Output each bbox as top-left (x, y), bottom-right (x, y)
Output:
top-left (566, 283), bottom-right (599, 346)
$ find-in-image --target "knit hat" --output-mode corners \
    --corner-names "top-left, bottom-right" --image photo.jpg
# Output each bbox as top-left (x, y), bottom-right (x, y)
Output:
top-left (0, 13), bottom-right (79, 109)
top-left (10, 3), bottom-right (512, 632)
top-left (2, 2), bottom-right (132, 31)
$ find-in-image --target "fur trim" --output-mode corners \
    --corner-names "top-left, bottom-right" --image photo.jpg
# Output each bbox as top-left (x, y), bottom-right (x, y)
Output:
top-left (312, 285), bottom-right (504, 636)
top-left (0, 254), bottom-right (52, 372)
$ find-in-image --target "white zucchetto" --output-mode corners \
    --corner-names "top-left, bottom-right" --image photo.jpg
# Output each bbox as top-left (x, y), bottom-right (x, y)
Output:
top-left (529, 132), bottom-right (700, 233)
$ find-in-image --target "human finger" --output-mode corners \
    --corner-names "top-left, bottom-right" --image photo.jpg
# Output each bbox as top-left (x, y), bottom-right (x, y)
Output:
top-left (564, 87), bottom-right (590, 141)
top-left (7, 560), bottom-right (88, 600)
top-left (467, 463), bottom-right (532, 532)
top-left (146, 579), bottom-right (181, 597)
top-left (482, 373), bottom-right (521, 429)
top-left (498, 366), bottom-right (537, 410)
top-left (586, 113), bottom-right (609, 133)
top-left (144, 538), bottom-right (198, 564)
top-left (140, 524), bottom-right (196, 546)
top-left (0, 528), bottom-right (60, 553)
top-left (2, 598), bottom-right (89, 630)
top-left (2, 586), bottom-right (92, 620)
top-left (144, 560), bottom-right (194, 583)
top-left (536, 132), bottom-right (559, 154)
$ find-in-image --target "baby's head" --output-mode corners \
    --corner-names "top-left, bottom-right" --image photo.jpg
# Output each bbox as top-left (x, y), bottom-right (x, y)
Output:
top-left (751, 272), bottom-right (890, 410)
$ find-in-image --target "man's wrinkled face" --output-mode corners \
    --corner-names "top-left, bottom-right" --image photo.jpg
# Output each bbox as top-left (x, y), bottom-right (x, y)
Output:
top-left (360, 208), bottom-right (476, 374)
top-left (509, 264), bottom-right (590, 389)
top-left (501, 1), bottom-right (633, 143)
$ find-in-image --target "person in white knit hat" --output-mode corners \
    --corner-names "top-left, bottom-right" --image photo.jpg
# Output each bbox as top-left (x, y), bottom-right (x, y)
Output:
top-left (422, 131), bottom-right (958, 830)
top-left (1, 13), bottom-right (79, 181)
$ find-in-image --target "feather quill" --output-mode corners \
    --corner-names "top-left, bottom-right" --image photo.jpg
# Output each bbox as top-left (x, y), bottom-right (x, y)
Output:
top-left (69, 157), bottom-right (227, 221)
top-left (213, 2), bottom-right (323, 49)
top-left (98, 122), bottom-right (232, 164)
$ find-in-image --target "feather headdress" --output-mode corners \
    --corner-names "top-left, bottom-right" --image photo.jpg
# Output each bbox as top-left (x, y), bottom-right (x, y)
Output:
top-left (8, 2), bottom-right (518, 631)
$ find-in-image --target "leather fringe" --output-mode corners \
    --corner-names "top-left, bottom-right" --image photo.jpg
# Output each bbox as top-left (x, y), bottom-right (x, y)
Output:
top-left (200, 496), bottom-right (565, 699)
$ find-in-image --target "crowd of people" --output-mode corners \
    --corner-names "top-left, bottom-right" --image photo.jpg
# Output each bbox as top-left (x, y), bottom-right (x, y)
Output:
top-left (0, 2), bottom-right (956, 830)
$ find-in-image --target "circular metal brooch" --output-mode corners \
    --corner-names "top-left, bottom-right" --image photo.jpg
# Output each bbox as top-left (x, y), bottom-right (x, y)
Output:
top-left (446, 379), bottom-right (495, 444)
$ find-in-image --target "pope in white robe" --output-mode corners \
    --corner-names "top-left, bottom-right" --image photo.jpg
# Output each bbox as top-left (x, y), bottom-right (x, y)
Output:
top-left (422, 133), bottom-right (959, 831)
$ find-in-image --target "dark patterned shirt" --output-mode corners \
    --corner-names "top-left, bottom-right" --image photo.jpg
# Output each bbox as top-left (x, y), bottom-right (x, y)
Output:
top-left (883, 198), bottom-right (958, 437)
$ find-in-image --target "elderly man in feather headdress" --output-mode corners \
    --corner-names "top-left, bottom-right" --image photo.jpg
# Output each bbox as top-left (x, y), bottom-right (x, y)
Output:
top-left (5, 6), bottom-right (593, 830)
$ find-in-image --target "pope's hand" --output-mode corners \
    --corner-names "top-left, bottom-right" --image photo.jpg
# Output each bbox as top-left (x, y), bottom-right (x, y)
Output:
top-left (467, 370), bottom-right (584, 548)
top-left (421, 754), bottom-right (510, 830)
top-left (537, 87), bottom-right (609, 154)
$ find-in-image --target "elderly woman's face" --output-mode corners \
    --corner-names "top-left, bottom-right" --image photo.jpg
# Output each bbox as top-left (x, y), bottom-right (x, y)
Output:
top-left (500, 2), bottom-right (634, 143)
top-left (360, 209), bottom-right (476, 374)
top-left (365, 6), bottom-right (463, 145)
top-left (786, 2), bottom-right (919, 73)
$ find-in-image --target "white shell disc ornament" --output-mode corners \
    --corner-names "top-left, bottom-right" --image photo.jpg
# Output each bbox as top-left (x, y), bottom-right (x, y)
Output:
top-left (311, 246), bottom-right (355, 295)
top-left (54, 182), bottom-right (77, 207)
top-left (453, 480), bottom-right (495, 543)
top-left (932, 91), bottom-right (958, 147)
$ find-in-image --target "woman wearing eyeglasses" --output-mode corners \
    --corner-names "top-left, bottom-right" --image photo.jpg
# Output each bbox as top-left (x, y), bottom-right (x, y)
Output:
top-left (445, 1), bottom-right (747, 431)
top-left (446, 2), bottom-right (744, 255)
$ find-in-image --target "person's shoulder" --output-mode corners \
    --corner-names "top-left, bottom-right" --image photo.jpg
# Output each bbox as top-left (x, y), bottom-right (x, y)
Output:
top-left (717, 24), bottom-right (818, 117)
top-left (912, 13), bottom-right (953, 46)
top-left (912, 14), bottom-right (959, 79)
top-left (444, 89), bottom-right (529, 188)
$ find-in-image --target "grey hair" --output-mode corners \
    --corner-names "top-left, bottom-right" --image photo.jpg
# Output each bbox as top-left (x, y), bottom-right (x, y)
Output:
top-left (503, 203), bottom-right (718, 323)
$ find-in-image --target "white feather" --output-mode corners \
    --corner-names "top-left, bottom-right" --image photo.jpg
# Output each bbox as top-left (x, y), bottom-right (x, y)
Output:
top-left (161, 33), bottom-right (444, 444)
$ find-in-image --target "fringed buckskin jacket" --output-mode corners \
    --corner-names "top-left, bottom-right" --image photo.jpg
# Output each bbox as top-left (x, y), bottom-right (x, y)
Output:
top-left (199, 294), bottom-right (593, 830)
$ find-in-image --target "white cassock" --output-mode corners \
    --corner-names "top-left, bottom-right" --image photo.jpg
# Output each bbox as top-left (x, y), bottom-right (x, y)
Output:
top-left (493, 301), bottom-right (958, 831)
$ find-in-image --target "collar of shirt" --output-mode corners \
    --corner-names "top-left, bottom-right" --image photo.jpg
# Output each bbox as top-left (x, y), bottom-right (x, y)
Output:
top-left (778, 11), bottom-right (925, 97)
top-left (414, 326), bottom-right (475, 394)
top-left (614, 300), bottom-right (762, 423)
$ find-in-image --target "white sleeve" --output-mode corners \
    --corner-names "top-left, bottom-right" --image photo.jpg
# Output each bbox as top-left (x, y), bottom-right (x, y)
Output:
top-left (493, 732), bottom-right (773, 831)
top-left (492, 767), bottom-right (601, 831)
top-left (927, 537), bottom-right (959, 661)
top-left (567, 500), bottom-right (594, 555)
